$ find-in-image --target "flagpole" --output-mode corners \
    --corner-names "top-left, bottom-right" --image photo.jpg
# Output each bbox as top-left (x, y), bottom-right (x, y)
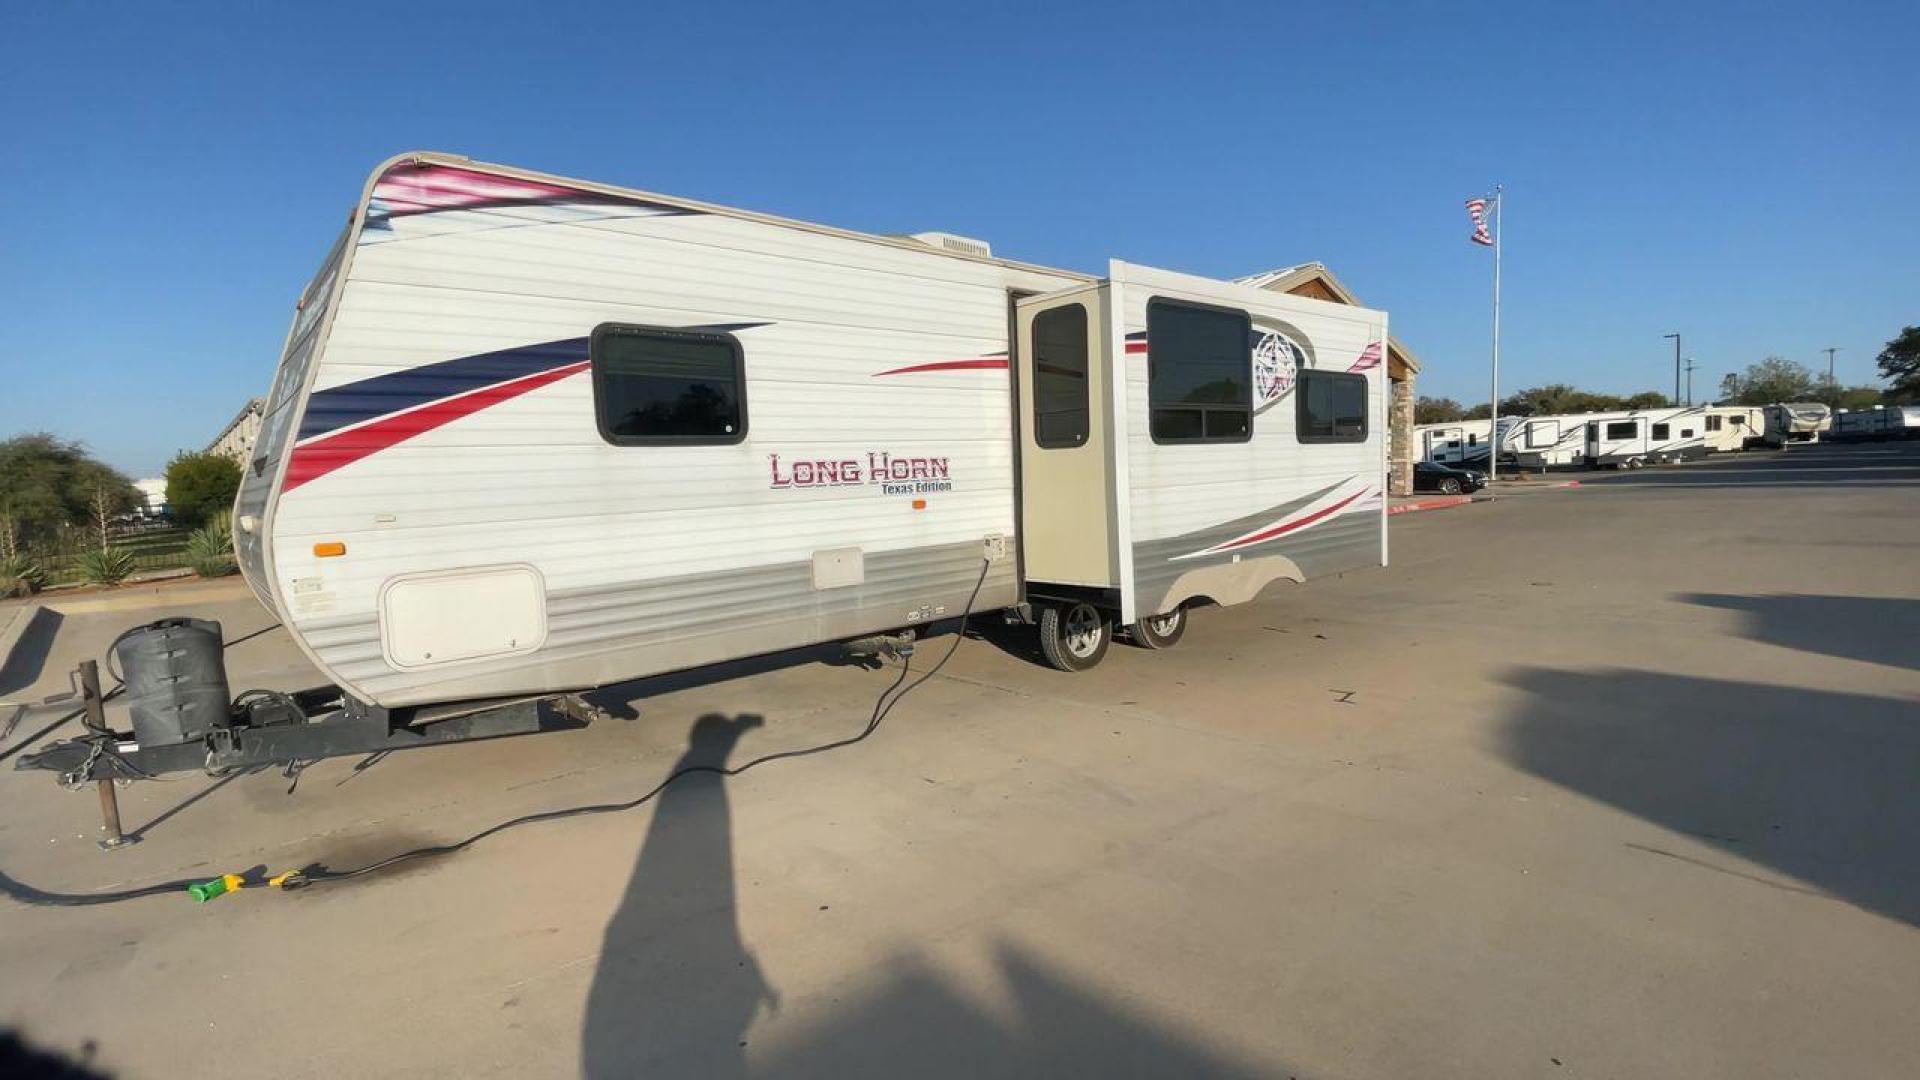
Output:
top-left (1488, 185), bottom-right (1503, 484)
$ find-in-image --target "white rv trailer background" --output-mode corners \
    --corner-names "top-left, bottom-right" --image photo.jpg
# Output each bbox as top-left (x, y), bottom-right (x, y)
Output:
top-left (1581, 406), bottom-right (1711, 467)
top-left (1831, 406), bottom-right (1920, 442)
top-left (1416, 419), bottom-right (1494, 465)
top-left (1761, 402), bottom-right (1831, 447)
top-left (1702, 405), bottom-right (1764, 452)
top-left (235, 154), bottom-right (1388, 709)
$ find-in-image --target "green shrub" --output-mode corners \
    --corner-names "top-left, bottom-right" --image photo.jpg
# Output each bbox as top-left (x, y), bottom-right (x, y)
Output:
top-left (165, 451), bottom-right (243, 528)
top-left (76, 546), bottom-right (135, 586)
top-left (1, 555), bottom-right (44, 598)
top-left (186, 511), bottom-right (236, 577)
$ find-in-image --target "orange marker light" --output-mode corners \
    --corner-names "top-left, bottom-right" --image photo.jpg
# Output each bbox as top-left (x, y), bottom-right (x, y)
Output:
top-left (912, 499), bottom-right (927, 510)
top-left (313, 542), bottom-right (347, 558)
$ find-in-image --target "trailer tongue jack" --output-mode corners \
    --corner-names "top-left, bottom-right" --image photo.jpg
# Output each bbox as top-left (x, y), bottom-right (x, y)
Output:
top-left (15, 618), bottom-right (592, 848)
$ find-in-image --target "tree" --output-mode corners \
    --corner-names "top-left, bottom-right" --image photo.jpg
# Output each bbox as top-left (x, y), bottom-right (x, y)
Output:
top-left (1463, 402), bottom-right (1492, 420)
top-left (1415, 396), bottom-right (1465, 424)
top-left (0, 434), bottom-right (139, 550)
top-left (1622, 391), bottom-right (1670, 410)
top-left (165, 451), bottom-right (243, 527)
top-left (1719, 357), bottom-right (1820, 405)
top-left (1822, 385), bottom-right (1886, 411)
top-left (1876, 326), bottom-right (1920, 403)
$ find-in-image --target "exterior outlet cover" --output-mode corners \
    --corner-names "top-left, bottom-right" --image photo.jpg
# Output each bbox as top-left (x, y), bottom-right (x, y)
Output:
top-left (983, 534), bottom-right (1008, 562)
top-left (812, 547), bottom-right (865, 590)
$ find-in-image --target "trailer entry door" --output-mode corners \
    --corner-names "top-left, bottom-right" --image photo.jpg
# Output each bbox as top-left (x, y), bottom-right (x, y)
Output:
top-left (1015, 287), bottom-right (1115, 590)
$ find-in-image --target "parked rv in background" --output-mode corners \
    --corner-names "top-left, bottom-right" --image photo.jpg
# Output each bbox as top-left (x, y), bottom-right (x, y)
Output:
top-left (1416, 419), bottom-right (1495, 466)
top-left (1761, 402), bottom-right (1832, 447)
top-left (1579, 407), bottom-right (1710, 468)
top-left (1830, 405), bottom-right (1920, 442)
top-left (1702, 405), bottom-right (1765, 453)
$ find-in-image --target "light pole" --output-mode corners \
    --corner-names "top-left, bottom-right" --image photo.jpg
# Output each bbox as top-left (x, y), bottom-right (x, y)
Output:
top-left (1664, 333), bottom-right (1681, 406)
top-left (1684, 357), bottom-right (1698, 406)
top-left (1822, 347), bottom-right (1839, 388)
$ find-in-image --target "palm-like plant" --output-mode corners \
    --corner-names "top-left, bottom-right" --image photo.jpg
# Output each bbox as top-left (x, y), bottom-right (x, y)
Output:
top-left (187, 510), bottom-right (236, 577)
top-left (1, 554), bottom-right (44, 598)
top-left (76, 546), bottom-right (136, 586)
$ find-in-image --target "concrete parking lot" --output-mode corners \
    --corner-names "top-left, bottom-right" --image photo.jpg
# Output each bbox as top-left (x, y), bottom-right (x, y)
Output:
top-left (2, 441), bottom-right (1916, 1078)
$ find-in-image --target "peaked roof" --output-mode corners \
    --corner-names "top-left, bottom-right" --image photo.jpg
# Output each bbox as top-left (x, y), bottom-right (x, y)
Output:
top-left (1234, 263), bottom-right (1421, 376)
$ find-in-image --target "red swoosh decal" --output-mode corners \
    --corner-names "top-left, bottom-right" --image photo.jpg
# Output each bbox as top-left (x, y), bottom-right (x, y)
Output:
top-left (873, 356), bottom-right (1008, 377)
top-left (283, 361), bottom-right (590, 492)
top-left (1200, 488), bottom-right (1371, 556)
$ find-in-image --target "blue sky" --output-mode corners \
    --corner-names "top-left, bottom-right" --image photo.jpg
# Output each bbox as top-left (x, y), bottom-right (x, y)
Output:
top-left (3, 1), bottom-right (1913, 476)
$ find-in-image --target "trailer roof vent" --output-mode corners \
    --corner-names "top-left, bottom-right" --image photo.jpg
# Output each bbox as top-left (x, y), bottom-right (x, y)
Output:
top-left (905, 231), bottom-right (992, 258)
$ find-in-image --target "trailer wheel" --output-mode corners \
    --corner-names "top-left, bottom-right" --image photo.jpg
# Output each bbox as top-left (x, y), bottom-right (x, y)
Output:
top-left (1038, 601), bottom-right (1111, 672)
top-left (1127, 606), bottom-right (1187, 650)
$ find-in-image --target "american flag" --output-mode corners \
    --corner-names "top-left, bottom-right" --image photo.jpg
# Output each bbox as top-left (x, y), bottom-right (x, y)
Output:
top-left (1465, 196), bottom-right (1495, 246)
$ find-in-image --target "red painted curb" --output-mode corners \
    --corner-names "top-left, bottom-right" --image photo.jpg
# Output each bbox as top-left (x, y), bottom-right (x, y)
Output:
top-left (1388, 495), bottom-right (1473, 516)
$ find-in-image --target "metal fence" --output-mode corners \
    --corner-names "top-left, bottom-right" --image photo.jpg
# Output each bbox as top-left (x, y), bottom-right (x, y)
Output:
top-left (20, 520), bottom-right (194, 585)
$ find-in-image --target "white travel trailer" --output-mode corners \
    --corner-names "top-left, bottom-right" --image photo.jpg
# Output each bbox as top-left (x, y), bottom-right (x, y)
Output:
top-left (1761, 402), bottom-right (1831, 447)
top-left (1581, 407), bottom-right (1710, 467)
top-left (1417, 419), bottom-right (1494, 465)
top-left (1502, 411), bottom-right (1631, 470)
top-left (1831, 406), bottom-right (1920, 442)
top-left (1702, 405), bottom-right (1764, 452)
top-left (222, 153), bottom-right (1389, 713)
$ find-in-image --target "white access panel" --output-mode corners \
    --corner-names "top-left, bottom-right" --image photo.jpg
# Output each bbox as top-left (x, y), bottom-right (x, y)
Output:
top-left (380, 564), bottom-right (548, 669)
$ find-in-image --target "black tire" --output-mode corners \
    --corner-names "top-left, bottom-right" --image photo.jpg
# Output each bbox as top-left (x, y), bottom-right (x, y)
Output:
top-left (1438, 477), bottom-right (1463, 495)
top-left (1038, 601), bottom-right (1111, 672)
top-left (1127, 606), bottom-right (1187, 650)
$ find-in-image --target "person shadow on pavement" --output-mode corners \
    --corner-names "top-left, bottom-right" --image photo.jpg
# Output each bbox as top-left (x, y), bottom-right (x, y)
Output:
top-left (581, 713), bottom-right (776, 1079)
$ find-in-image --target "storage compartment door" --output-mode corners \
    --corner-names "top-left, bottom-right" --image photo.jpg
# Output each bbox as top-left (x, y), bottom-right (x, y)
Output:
top-left (1015, 289), bottom-right (1115, 589)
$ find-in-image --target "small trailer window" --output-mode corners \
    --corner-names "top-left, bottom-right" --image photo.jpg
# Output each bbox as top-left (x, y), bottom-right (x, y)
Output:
top-left (1706, 415), bottom-right (1722, 431)
top-left (1605, 421), bottom-right (1638, 439)
top-left (1297, 371), bottom-right (1368, 443)
top-left (1147, 299), bottom-right (1252, 443)
top-left (1033, 304), bottom-right (1089, 448)
top-left (1652, 423), bottom-right (1671, 440)
top-left (591, 324), bottom-right (747, 445)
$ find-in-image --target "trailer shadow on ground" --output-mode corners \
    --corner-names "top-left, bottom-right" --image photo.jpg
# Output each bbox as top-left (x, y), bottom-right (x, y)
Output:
top-left (1681, 593), bottom-right (1920, 672)
top-left (577, 638), bottom-right (916, 722)
top-left (0, 607), bottom-right (64, 700)
top-left (1499, 666), bottom-right (1920, 928)
top-left (580, 712), bottom-right (1272, 1078)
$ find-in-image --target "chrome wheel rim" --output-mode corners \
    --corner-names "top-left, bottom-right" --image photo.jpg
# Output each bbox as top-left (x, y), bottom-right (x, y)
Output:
top-left (1146, 611), bottom-right (1182, 637)
top-left (1064, 605), bottom-right (1102, 657)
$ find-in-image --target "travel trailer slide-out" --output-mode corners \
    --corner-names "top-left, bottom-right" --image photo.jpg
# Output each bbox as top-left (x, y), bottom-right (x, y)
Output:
top-left (21, 152), bottom-right (1389, 791)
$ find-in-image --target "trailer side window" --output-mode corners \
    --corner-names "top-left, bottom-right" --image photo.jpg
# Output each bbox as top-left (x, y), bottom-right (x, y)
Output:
top-left (591, 324), bottom-right (747, 445)
top-left (1652, 423), bottom-right (1671, 440)
top-left (1032, 304), bottom-right (1089, 448)
top-left (1706, 415), bottom-right (1722, 431)
top-left (1605, 421), bottom-right (1637, 439)
top-left (1147, 299), bottom-right (1252, 443)
top-left (1297, 370), bottom-right (1369, 443)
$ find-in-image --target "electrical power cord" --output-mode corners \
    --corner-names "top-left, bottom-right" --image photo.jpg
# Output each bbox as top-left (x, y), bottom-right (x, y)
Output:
top-left (1, 560), bottom-right (991, 906)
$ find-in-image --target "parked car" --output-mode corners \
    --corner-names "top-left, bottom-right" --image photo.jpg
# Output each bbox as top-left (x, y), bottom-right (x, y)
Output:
top-left (1413, 460), bottom-right (1487, 495)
